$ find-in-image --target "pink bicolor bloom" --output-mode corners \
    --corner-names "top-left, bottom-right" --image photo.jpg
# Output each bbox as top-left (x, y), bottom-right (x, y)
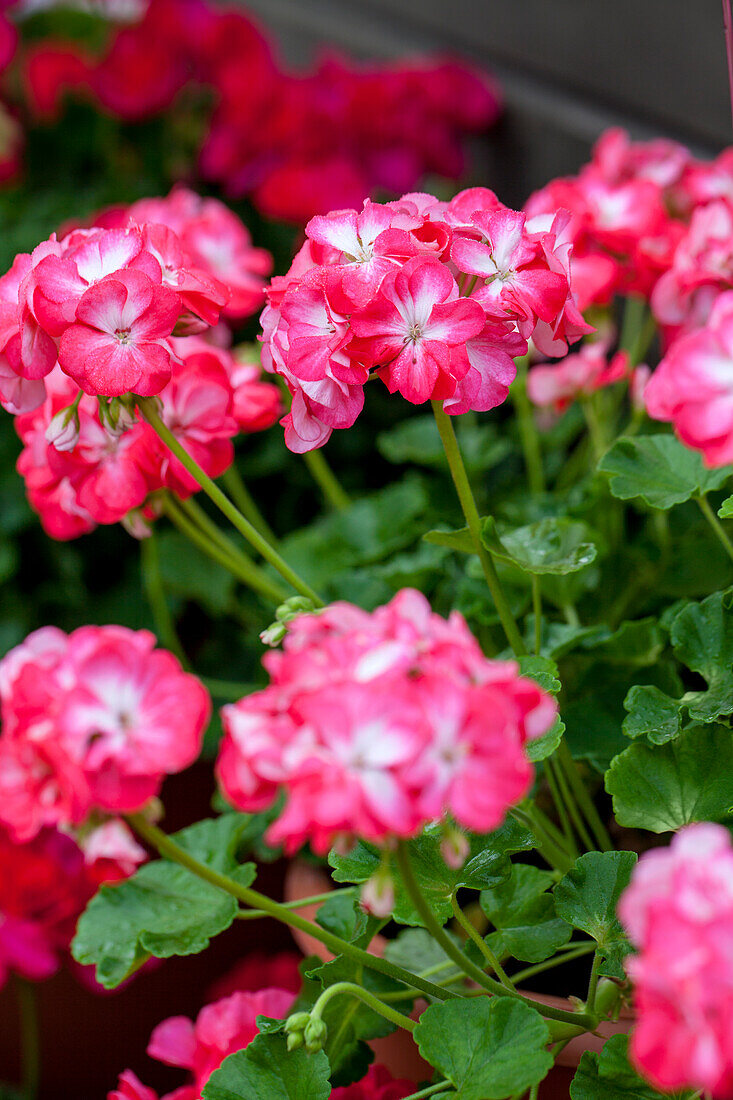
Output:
top-left (217, 589), bottom-right (555, 852)
top-left (58, 269), bottom-right (180, 396)
top-left (645, 290), bottom-right (733, 466)
top-left (527, 342), bottom-right (629, 412)
top-left (0, 625), bottom-right (210, 838)
top-left (259, 188), bottom-right (589, 451)
top-left (351, 256), bottom-right (485, 403)
top-left (618, 824), bottom-right (733, 1098)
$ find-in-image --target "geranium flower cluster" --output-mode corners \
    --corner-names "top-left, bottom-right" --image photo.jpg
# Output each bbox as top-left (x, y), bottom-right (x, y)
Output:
top-left (13, 337), bottom-right (280, 540)
top-left (0, 625), bottom-right (210, 840)
top-left (0, 185), bottom-right (272, 412)
top-left (618, 823), bottom-right (733, 1098)
top-left (0, 819), bottom-right (143, 990)
top-left (20, 0), bottom-right (501, 223)
top-left (527, 338), bottom-right (631, 413)
top-left (110, 972), bottom-right (412, 1100)
top-left (217, 589), bottom-right (556, 853)
top-left (260, 190), bottom-right (590, 451)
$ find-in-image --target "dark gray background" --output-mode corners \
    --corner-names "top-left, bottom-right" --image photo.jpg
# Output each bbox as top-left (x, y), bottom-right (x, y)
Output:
top-left (243, 0), bottom-right (733, 206)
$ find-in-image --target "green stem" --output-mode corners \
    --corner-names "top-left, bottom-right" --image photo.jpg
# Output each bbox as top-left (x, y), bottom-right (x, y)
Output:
top-left (549, 755), bottom-right (593, 853)
top-left (162, 496), bottom-right (288, 604)
top-left (450, 893), bottom-right (514, 989)
top-left (531, 577), bottom-right (543, 656)
top-left (586, 952), bottom-right (602, 1015)
top-left (140, 530), bottom-right (188, 666)
top-left (309, 981), bottom-right (415, 1034)
top-left (544, 759), bottom-right (579, 856)
top-left (697, 495), bottom-right (733, 564)
top-left (432, 401), bottom-right (526, 656)
top-left (140, 400), bottom-right (323, 606)
top-left (303, 448), bottom-right (351, 511)
top-left (221, 465), bottom-right (278, 546)
top-left (394, 843), bottom-right (592, 1030)
top-left (511, 807), bottom-right (573, 874)
top-left (512, 359), bottom-right (545, 495)
top-left (401, 1084), bottom-right (450, 1100)
top-left (126, 814), bottom-right (455, 1003)
top-left (580, 395), bottom-right (606, 461)
top-left (16, 978), bottom-right (40, 1100)
top-left (556, 740), bottom-right (612, 852)
top-left (235, 888), bottom-right (354, 919)
top-left (511, 943), bottom-right (597, 985)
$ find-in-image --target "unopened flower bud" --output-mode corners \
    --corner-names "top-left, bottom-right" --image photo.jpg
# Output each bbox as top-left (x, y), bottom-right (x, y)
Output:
top-left (45, 405), bottom-right (80, 452)
top-left (361, 865), bottom-right (395, 918)
top-left (121, 509), bottom-right (153, 540)
top-left (440, 825), bottom-right (470, 870)
top-left (286, 1029), bottom-right (304, 1052)
top-left (304, 1017), bottom-right (328, 1054)
top-left (260, 597), bottom-right (316, 647)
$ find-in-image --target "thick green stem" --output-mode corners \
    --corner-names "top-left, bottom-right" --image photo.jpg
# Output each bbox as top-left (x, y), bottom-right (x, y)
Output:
top-left (221, 465), bottom-right (278, 546)
top-left (139, 400), bottom-right (323, 606)
top-left (512, 359), bottom-right (545, 495)
top-left (431, 401), bottom-right (526, 656)
top-left (511, 943), bottom-right (596, 985)
top-left (450, 893), bottom-right (514, 989)
top-left (235, 888), bottom-right (354, 919)
top-left (309, 981), bottom-right (415, 1034)
top-left (303, 448), bottom-right (352, 511)
top-left (586, 952), bottom-right (602, 1015)
top-left (16, 978), bottom-right (40, 1100)
top-left (394, 843), bottom-right (593, 1030)
top-left (556, 740), bottom-right (612, 852)
top-left (162, 496), bottom-right (288, 604)
top-left (697, 495), bottom-right (733, 564)
top-left (126, 814), bottom-right (455, 1003)
top-left (140, 530), bottom-right (188, 665)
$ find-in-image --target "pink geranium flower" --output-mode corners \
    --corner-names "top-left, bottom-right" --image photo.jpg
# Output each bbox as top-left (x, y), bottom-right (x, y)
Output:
top-left (619, 824), bottom-right (733, 1098)
top-left (59, 269), bottom-right (180, 396)
top-left (351, 256), bottom-right (484, 404)
top-left (645, 290), bottom-right (733, 466)
top-left (218, 589), bottom-right (555, 852)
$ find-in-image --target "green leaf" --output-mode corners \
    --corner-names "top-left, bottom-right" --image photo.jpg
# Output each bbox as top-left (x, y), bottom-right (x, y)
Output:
top-left (424, 525), bottom-right (475, 554)
top-left (280, 477), bottom-right (428, 594)
top-left (622, 685), bottom-right (681, 744)
top-left (377, 415), bottom-right (510, 474)
top-left (584, 619), bottom-right (665, 667)
top-left (157, 530), bottom-right (236, 615)
top-left (605, 724), bottom-right (733, 833)
top-left (719, 494), bottom-right (733, 519)
top-left (518, 655), bottom-right (561, 694)
top-left (329, 821), bottom-right (532, 926)
top-left (482, 516), bottom-right (598, 575)
top-left (480, 865), bottom-right (572, 963)
top-left (669, 589), bottom-right (733, 721)
top-left (314, 892), bottom-right (366, 942)
top-left (413, 998), bottom-right (552, 1099)
top-left (526, 715), bottom-right (566, 763)
top-left (599, 434), bottom-right (732, 509)
top-left (202, 1030), bottom-right (331, 1100)
top-left (72, 816), bottom-right (255, 988)
top-left (571, 1034), bottom-right (697, 1099)
top-left (384, 927), bottom-right (464, 983)
top-left (554, 852), bottom-right (636, 977)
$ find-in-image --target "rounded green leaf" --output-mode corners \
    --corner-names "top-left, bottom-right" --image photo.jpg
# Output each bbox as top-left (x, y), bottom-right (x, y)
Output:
top-left (599, 434), bottom-right (732, 509)
top-left (482, 516), bottom-right (597, 575)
